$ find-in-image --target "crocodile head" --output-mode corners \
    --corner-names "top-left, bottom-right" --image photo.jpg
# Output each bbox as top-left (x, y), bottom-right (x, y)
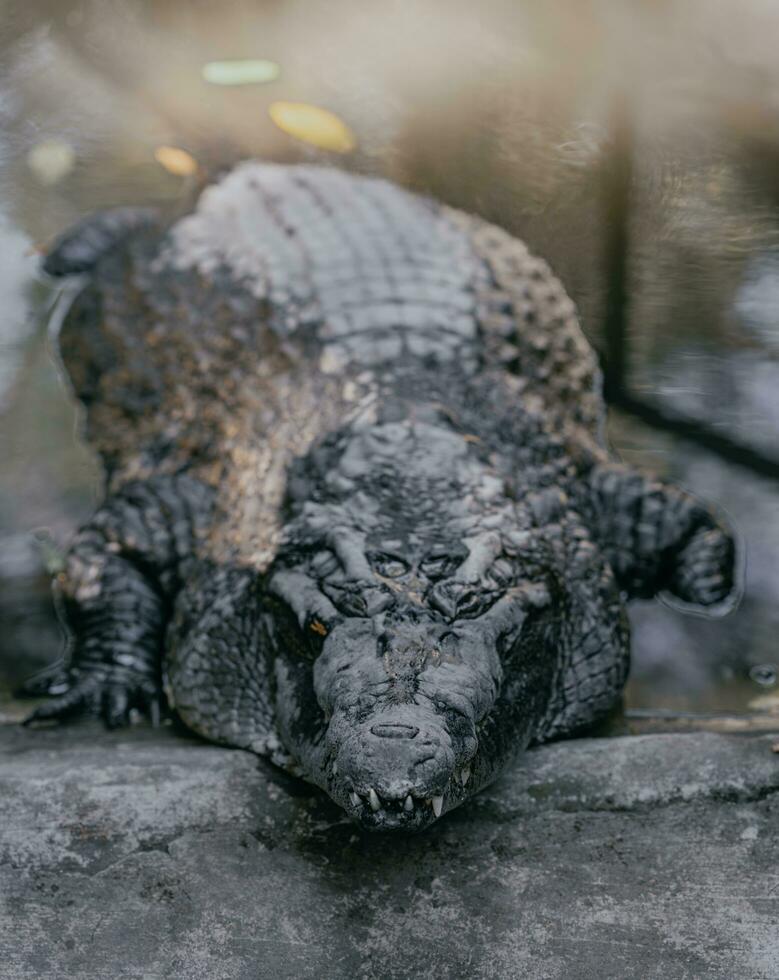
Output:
top-left (263, 416), bottom-right (568, 831)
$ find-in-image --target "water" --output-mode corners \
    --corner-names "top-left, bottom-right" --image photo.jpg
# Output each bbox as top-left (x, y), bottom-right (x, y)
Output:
top-left (1, 0), bottom-right (777, 726)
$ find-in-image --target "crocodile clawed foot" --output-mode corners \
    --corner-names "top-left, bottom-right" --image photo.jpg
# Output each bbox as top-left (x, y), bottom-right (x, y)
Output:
top-left (14, 659), bottom-right (71, 699)
top-left (274, 524), bottom-right (395, 620)
top-left (268, 569), bottom-right (343, 633)
top-left (427, 532), bottom-right (507, 620)
top-left (21, 667), bottom-right (164, 729)
top-left (321, 579), bottom-right (394, 617)
top-left (668, 526), bottom-right (737, 609)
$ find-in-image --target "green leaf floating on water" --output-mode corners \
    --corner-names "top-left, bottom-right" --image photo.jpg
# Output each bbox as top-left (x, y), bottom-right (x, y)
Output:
top-left (202, 60), bottom-right (280, 86)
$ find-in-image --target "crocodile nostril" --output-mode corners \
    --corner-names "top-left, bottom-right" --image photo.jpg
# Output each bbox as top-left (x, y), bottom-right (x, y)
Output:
top-left (370, 723), bottom-right (420, 739)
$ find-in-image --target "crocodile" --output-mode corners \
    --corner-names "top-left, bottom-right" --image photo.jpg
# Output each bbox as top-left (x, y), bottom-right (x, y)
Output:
top-left (22, 162), bottom-right (737, 832)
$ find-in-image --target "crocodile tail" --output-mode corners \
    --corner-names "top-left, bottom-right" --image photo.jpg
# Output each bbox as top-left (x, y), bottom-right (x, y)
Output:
top-left (42, 206), bottom-right (159, 277)
top-left (46, 207), bottom-right (168, 481)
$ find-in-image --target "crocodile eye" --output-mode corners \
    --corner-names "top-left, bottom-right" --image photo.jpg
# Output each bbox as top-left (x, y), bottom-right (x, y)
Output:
top-left (455, 588), bottom-right (501, 619)
top-left (428, 579), bottom-right (501, 620)
top-left (484, 558), bottom-right (514, 589)
top-left (420, 556), bottom-right (457, 580)
top-left (309, 550), bottom-right (340, 580)
top-left (368, 553), bottom-right (409, 578)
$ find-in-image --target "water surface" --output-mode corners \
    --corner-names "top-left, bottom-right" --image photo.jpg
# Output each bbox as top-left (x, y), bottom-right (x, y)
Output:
top-left (1, 0), bottom-right (777, 725)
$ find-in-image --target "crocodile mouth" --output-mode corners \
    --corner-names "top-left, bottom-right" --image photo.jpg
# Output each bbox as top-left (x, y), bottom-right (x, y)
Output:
top-left (323, 706), bottom-right (479, 831)
top-left (333, 760), bottom-right (476, 832)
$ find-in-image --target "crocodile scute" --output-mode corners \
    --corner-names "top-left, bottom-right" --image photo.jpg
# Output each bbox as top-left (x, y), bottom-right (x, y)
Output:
top-left (23, 162), bottom-right (737, 832)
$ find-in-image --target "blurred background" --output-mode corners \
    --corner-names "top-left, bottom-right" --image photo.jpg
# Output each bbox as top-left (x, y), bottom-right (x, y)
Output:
top-left (1, 0), bottom-right (777, 728)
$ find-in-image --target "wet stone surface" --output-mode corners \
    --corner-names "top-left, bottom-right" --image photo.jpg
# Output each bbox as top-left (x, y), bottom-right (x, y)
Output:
top-left (1, 723), bottom-right (778, 980)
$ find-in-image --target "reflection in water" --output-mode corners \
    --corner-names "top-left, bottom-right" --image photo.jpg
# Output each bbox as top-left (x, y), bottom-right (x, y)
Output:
top-left (639, 346), bottom-right (779, 457)
top-left (0, 0), bottom-right (777, 724)
top-left (736, 253), bottom-right (779, 352)
top-left (0, 219), bottom-right (35, 409)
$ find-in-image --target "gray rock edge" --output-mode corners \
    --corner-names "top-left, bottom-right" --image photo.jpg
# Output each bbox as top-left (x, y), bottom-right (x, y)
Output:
top-left (2, 725), bottom-right (778, 980)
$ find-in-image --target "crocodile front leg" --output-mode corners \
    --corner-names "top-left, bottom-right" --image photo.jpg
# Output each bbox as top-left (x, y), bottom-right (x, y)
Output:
top-left (588, 463), bottom-right (738, 608)
top-left (20, 475), bottom-right (213, 727)
top-left (165, 564), bottom-right (282, 762)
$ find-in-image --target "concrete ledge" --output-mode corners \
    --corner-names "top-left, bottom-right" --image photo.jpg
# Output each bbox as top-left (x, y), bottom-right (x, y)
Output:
top-left (1, 724), bottom-right (778, 979)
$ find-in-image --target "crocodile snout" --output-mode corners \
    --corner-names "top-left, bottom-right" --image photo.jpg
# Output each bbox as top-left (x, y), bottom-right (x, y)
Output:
top-left (311, 615), bottom-right (493, 830)
top-left (327, 708), bottom-right (475, 830)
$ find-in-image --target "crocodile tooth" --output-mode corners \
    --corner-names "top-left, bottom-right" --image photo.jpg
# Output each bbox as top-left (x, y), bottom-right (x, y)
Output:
top-left (431, 795), bottom-right (444, 818)
top-left (332, 761), bottom-right (338, 776)
top-left (350, 791), bottom-right (360, 807)
top-left (368, 787), bottom-right (381, 812)
top-left (460, 766), bottom-right (471, 787)
top-left (404, 795), bottom-right (414, 812)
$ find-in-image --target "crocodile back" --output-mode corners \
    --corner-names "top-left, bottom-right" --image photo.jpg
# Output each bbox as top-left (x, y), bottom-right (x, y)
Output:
top-left (57, 163), bottom-right (603, 501)
top-left (160, 163), bottom-right (485, 374)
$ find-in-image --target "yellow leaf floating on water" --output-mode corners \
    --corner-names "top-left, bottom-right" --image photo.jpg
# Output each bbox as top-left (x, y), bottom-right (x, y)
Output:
top-left (202, 59), bottom-right (280, 86)
top-left (269, 102), bottom-right (356, 154)
top-left (27, 139), bottom-right (75, 185)
top-left (748, 693), bottom-right (779, 714)
top-left (154, 146), bottom-right (198, 177)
